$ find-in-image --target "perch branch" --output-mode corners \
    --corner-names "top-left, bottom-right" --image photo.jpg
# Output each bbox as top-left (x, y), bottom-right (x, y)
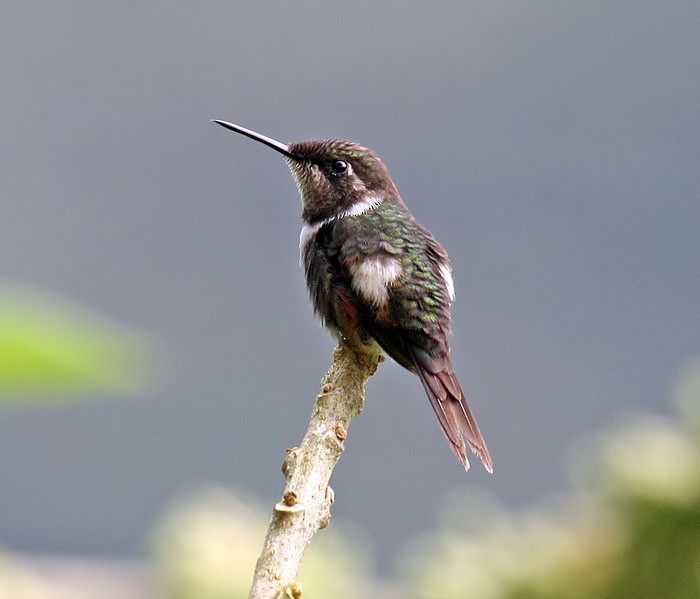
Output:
top-left (248, 344), bottom-right (379, 599)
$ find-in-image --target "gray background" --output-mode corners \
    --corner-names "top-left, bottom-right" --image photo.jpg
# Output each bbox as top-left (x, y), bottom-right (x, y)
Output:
top-left (1, 2), bottom-right (697, 574)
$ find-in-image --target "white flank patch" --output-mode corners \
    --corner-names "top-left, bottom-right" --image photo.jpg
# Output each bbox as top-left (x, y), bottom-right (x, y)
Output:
top-left (350, 256), bottom-right (403, 307)
top-left (439, 262), bottom-right (455, 301)
top-left (298, 195), bottom-right (384, 254)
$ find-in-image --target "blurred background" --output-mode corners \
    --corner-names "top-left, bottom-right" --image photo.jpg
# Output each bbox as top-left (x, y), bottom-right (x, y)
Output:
top-left (1, 2), bottom-right (698, 596)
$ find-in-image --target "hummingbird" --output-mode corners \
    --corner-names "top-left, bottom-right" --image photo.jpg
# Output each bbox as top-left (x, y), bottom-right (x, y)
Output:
top-left (213, 119), bottom-right (492, 473)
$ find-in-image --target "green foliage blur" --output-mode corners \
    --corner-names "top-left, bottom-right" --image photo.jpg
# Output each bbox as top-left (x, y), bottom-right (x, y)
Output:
top-left (0, 282), bottom-right (155, 400)
top-left (401, 360), bottom-right (700, 599)
top-left (0, 295), bottom-right (697, 599)
top-left (149, 361), bottom-right (700, 598)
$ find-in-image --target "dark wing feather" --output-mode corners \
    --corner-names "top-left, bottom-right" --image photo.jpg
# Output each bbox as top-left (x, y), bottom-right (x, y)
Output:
top-left (330, 204), bottom-right (493, 471)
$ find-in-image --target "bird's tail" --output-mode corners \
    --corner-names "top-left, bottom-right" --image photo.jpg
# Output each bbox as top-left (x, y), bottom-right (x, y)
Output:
top-left (413, 358), bottom-right (493, 473)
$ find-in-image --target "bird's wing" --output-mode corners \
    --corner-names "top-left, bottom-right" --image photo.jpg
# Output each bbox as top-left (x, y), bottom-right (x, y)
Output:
top-left (334, 211), bottom-right (492, 471)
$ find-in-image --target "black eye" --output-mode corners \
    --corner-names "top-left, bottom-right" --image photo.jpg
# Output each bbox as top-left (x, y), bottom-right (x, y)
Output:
top-left (330, 159), bottom-right (348, 175)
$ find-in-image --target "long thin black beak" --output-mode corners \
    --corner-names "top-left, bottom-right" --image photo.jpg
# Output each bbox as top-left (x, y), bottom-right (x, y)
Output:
top-left (212, 119), bottom-right (298, 160)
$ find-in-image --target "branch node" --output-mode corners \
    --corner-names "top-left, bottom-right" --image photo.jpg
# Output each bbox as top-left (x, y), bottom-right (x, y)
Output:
top-left (273, 490), bottom-right (305, 514)
top-left (282, 490), bottom-right (299, 506)
top-left (284, 582), bottom-right (303, 598)
top-left (334, 424), bottom-right (347, 441)
top-left (324, 430), bottom-right (344, 452)
top-left (274, 501), bottom-right (305, 514)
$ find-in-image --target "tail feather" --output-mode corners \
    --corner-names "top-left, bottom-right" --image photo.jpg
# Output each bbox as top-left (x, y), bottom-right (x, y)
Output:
top-left (413, 359), bottom-right (493, 473)
top-left (363, 323), bottom-right (492, 472)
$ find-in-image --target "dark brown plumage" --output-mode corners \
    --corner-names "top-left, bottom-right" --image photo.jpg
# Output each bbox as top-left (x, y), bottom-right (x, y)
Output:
top-left (213, 120), bottom-right (492, 472)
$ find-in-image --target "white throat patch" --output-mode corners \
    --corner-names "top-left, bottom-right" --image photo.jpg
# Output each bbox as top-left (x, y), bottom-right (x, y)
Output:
top-left (298, 195), bottom-right (384, 252)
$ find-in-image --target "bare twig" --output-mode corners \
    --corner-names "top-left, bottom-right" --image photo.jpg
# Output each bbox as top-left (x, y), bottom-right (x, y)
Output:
top-left (248, 344), bottom-right (379, 599)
